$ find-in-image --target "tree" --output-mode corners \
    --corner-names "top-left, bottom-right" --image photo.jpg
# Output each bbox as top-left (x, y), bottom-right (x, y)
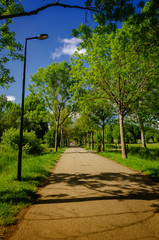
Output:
top-left (2, 101), bottom-right (20, 130)
top-left (29, 61), bottom-right (74, 152)
top-left (70, 115), bottom-right (88, 146)
top-left (23, 93), bottom-right (48, 139)
top-left (71, 8), bottom-right (158, 158)
top-left (85, 101), bottom-right (113, 152)
top-left (59, 116), bottom-right (73, 148)
top-left (0, 95), bottom-right (21, 138)
top-left (0, 0), bottom-right (150, 88)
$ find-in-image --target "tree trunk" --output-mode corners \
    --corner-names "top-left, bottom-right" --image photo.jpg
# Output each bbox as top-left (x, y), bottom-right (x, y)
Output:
top-left (119, 113), bottom-right (127, 158)
top-left (102, 121), bottom-right (105, 152)
top-left (55, 122), bottom-right (59, 152)
top-left (87, 132), bottom-right (90, 148)
top-left (140, 119), bottom-right (146, 148)
top-left (60, 127), bottom-right (63, 149)
top-left (91, 131), bottom-right (94, 150)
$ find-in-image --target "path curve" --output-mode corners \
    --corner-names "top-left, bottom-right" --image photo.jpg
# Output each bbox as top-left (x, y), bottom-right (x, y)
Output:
top-left (9, 146), bottom-right (159, 240)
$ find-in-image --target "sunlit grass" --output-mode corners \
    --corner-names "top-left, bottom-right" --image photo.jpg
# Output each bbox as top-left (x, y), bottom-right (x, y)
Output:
top-left (98, 143), bottom-right (159, 181)
top-left (0, 146), bottom-right (66, 226)
top-left (83, 142), bottom-right (159, 180)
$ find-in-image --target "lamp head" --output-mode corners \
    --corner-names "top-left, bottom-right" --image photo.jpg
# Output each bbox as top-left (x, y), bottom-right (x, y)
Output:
top-left (37, 34), bottom-right (48, 40)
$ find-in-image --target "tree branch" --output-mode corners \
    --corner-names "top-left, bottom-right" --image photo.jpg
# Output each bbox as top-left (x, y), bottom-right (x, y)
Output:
top-left (0, 2), bottom-right (99, 20)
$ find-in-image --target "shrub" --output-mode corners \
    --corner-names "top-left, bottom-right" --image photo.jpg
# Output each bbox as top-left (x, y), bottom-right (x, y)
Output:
top-left (128, 147), bottom-right (150, 159)
top-left (125, 131), bottom-right (135, 143)
top-left (1, 128), bottom-right (43, 155)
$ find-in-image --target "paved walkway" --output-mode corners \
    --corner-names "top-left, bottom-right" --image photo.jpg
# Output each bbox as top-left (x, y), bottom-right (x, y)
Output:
top-left (9, 147), bottom-right (159, 240)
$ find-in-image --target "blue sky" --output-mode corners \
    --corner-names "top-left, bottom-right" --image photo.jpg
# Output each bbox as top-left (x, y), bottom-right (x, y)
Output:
top-left (1, 0), bottom-right (147, 104)
top-left (1, 0), bottom-right (90, 103)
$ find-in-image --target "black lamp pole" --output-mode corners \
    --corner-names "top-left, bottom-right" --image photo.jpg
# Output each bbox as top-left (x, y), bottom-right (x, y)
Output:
top-left (17, 34), bottom-right (48, 181)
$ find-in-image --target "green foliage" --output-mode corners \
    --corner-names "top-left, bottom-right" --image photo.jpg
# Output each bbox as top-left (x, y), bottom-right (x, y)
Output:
top-left (0, 23), bottom-right (23, 88)
top-left (145, 130), bottom-right (159, 143)
top-left (0, 94), bottom-right (8, 137)
top-left (96, 131), bottom-right (102, 144)
top-left (29, 61), bottom-right (75, 151)
top-left (71, 2), bottom-right (158, 158)
top-left (154, 132), bottom-right (159, 143)
top-left (112, 125), bottom-right (120, 143)
top-left (44, 130), bottom-right (55, 148)
top-left (105, 124), bottom-right (113, 143)
top-left (2, 102), bottom-right (20, 130)
top-left (0, 1), bottom-right (23, 88)
top-left (98, 143), bottom-right (159, 180)
top-left (29, 61), bottom-right (72, 117)
top-left (125, 131), bottom-right (135, 143)
top-left (128, 144), bottom-right (159, 161)
top-left (23, 94), bottom-right (48, 139)
top-left (0, 95), bottom-right (21, 138)
top-left (1, 128), bottom-right (43, 154)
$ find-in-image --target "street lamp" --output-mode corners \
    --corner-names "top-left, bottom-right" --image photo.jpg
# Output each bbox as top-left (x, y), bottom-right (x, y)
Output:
top-left (18, 34), bottom-right (48, 181)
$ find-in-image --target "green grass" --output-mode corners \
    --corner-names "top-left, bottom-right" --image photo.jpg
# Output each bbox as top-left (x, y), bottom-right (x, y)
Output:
top-left (0, 146), bottom-right (66, 227)
top-left (97, 143), bottom-right (159, 181)
top-left (83, 143), bottom-right (159, 181)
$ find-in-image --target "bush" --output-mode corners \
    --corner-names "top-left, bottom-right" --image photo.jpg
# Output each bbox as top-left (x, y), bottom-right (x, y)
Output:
top-left (1, 128), bottom-right (43, 155)
top-left (125, 131), bottom-right (135, 143)
top-left (145, 131), bottom-right (154, 143)
top-left (128, 147), bottom-right (150, 159)
top-left (154, 132), bottom-right (159, 143)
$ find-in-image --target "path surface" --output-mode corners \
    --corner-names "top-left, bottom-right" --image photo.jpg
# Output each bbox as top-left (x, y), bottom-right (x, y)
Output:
top-left (9, 147), bottom-right (159, 240)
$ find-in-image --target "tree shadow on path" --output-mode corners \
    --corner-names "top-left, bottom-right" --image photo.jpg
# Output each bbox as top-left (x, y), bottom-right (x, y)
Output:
top-left (35, 171), bottom-right (159, 204)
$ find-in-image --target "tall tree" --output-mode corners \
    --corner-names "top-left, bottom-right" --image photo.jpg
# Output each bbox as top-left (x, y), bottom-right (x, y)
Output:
top-left (71, 12), bottom-right (158, 158)
top-left (88, 102), bottom-right (113, 152)
top-left (29, 61), bottom-right (74, 152)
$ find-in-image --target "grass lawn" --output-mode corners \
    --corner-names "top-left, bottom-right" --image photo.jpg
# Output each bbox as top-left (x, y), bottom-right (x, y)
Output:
top-left (0, 146), bottom-right (66, 229)
top-left (97, 143), bottom-right (159, 181)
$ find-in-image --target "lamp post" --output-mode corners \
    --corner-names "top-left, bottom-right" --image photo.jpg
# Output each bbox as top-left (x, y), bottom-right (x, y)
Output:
top-left (18, 34), bottom-right (48, 181)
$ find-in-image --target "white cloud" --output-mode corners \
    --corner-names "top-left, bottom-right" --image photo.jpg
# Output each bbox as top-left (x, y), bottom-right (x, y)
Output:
top-left (7, 96), bottom-right (16, 102)
top-left (51, 37), bottom-right (86, 59)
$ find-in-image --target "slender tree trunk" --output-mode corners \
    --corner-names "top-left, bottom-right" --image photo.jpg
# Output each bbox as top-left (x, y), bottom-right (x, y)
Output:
top-left (55, 122), bottom-right (59, 152)
top-left (91, 131), bottom-right (94, 150)
top-left (87, 132), bottom-right (90, 148)
top-left (139, 119), bottom-right (146, 148)
top-left (60, 127), bottom-right (63, 149)
top-left (119, 113), bottom-right (127, 158)
top-left (102, 121), bottom-right (105, 152)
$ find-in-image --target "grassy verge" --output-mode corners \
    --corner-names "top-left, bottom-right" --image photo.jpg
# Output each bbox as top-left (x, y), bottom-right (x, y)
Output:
top-left (0, 146), bottom-right (66, 228)
top-left (83, 143), bottom-right (159, 181)
top-left (98, 146), bottom-right (159, 181)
